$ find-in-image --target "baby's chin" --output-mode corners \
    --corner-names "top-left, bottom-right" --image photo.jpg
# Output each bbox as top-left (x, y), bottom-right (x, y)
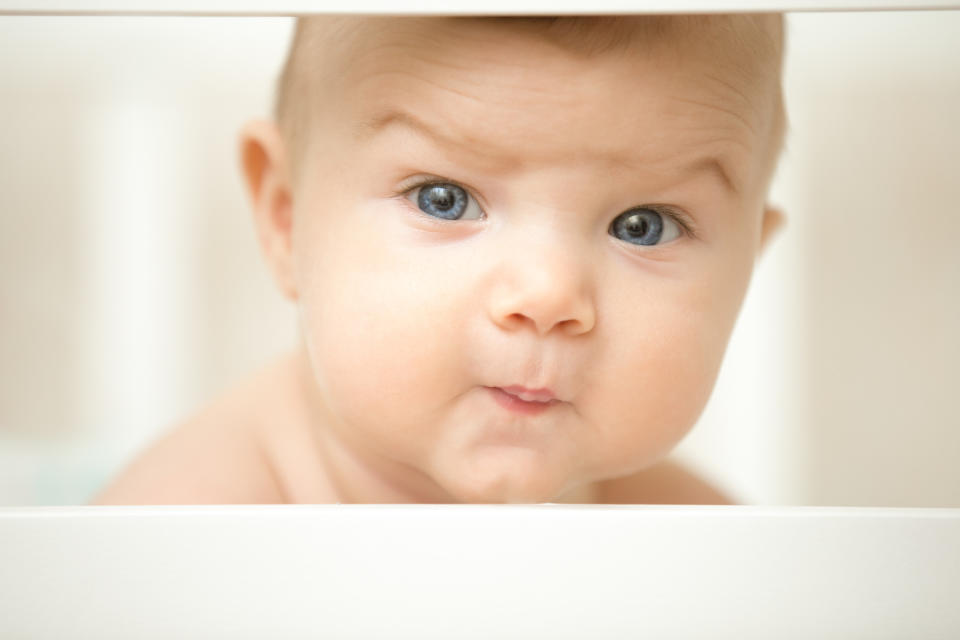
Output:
top-left (430, 446), bottom-right (579, 504)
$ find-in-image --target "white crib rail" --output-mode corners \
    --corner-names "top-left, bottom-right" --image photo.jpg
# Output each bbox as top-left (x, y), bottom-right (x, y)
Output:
top-left (2, 504), bottom-right (959, 638)
top-left (1, 0), bottom-right (959, 14)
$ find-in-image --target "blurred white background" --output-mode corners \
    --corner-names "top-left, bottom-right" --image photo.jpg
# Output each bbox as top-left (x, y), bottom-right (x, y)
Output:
top-left (0, 12), bottom-right (957, 506)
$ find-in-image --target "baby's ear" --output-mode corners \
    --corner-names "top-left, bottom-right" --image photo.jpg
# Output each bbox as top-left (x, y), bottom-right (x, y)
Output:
top-left (758, 204), bottom-right (786, 258)
top-left (239, 120), bottom-right (298, 301)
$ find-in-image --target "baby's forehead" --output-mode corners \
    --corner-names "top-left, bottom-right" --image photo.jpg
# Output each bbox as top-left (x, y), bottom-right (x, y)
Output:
top-left (307, 15), bottom-right (779, 80)
top-left (338, 17), bottom-right (773, 119)
top-left (279, 16), bottom-right (785, 189)
top-left (289, 16), bottom-right (781, 119)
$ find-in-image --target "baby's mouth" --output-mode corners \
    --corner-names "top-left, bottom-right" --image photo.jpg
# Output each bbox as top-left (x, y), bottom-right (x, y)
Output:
top-left (499, 385), bottom-right (557, 402)
top-left (486, 386), bottom-right (562, 415)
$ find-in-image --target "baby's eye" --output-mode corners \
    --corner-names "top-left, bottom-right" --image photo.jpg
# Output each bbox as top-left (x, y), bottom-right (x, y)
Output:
top-left (608, 207), bottom-right (682, 247)
top-left (406, 181), bottom-right (483, 221)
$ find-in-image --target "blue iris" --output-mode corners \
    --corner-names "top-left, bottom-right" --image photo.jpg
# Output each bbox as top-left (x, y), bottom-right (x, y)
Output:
top-left (416, 183), bottom-right (468, 220)
top-left (610, 208), bottom-right (664, 246)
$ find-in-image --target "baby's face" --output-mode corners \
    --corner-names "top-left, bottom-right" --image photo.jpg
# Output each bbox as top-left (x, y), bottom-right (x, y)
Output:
top-left (284, 19), bottom-right (779, 502)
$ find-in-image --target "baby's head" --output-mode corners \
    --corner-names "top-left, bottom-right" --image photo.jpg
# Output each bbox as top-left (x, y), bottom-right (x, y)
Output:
top-left (241, 15), bottom-right (787, 503)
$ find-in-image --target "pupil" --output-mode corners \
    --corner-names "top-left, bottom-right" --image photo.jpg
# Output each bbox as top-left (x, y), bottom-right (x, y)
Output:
top-left (625, 214), bottom-right (649, 237)
top-left (428, 187), bottom-right (455, 211)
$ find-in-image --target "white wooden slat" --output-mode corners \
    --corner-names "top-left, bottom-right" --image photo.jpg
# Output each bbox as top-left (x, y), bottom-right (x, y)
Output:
top-left (1, 0), bottom-right (959, 15)
top-left (2, 505), bottom-right (960, 638)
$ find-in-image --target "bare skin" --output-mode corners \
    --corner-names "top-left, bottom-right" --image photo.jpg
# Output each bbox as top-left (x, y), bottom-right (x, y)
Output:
top-left (91, 349), bottom-right (733, 505)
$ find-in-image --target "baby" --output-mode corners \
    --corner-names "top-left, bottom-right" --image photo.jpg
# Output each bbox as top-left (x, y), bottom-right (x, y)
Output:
top-left (92, 14), bottom-right (787, 505)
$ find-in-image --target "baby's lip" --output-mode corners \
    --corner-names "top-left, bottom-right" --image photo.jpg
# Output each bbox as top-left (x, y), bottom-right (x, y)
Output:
top-left (497, 385), bottom-right (557, 403)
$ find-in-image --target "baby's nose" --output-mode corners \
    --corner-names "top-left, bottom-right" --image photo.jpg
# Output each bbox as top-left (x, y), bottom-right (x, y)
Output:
top-left (486, 237), bottom-right (596, 337)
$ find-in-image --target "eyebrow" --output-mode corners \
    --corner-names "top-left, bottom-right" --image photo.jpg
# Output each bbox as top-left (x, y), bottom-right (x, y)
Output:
top-left (681, 155), bottom-right (739, 196)
top-left (356, 108), bottom-right (741, 196)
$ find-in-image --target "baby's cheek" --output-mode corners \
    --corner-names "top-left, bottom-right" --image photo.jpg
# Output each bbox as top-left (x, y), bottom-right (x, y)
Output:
top-left (300, 261), bottom-right (467, 436)
top-left (588, 302), bottom-right (726, 472)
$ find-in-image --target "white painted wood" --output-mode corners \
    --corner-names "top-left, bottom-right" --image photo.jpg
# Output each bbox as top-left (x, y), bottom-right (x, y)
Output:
top-left (2, 505), bottom-right (959, 638)
top-left (1, 0), bottom-right (959, 15)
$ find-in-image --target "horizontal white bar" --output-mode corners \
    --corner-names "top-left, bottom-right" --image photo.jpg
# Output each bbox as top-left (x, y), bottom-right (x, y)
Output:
top-left (1, 0), bottom-right (959, 15)
top-left (2, 505), bottom-right (959, 638)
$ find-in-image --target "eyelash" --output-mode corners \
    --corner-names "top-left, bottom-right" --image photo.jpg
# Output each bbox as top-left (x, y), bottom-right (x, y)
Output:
top-left (395, 175), bottom-right (698, 240)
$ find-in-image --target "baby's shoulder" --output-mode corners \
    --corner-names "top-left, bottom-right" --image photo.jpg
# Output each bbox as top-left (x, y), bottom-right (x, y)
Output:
top-left (90, 356), bottom-right (299, 505)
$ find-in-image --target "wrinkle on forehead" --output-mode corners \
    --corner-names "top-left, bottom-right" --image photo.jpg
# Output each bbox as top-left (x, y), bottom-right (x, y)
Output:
top-left (355, 97), bottom-right (751, 202)
top-left (700, 72), bottom-right (764, 131)
top-left (350, 71), bottom-right (757, 193)
top-left (280, 16), bottom-right (784, 193)
top-left (326, 18), bottom-right (766, 197)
